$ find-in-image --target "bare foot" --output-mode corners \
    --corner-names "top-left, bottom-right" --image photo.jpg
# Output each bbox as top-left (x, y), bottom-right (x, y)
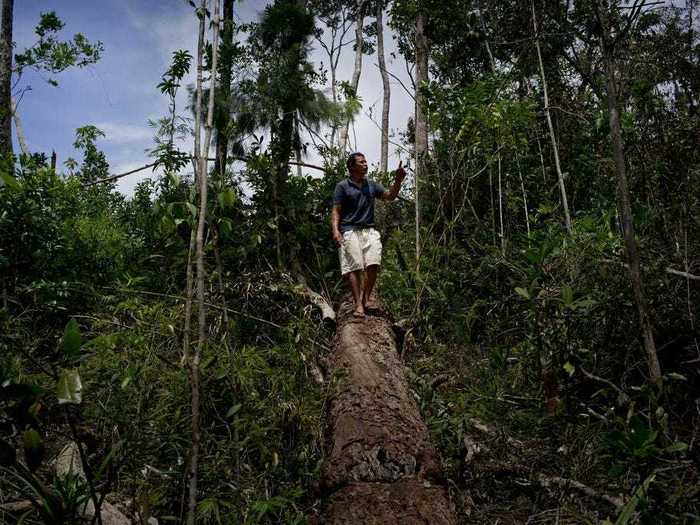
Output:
top-left (363, 298), bottom-right (377, 310)
top-left (353, 309), bottom-right (365, 318)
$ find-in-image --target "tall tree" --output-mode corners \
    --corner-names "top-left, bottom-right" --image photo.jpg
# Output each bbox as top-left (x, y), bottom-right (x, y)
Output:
top-left (311, 0), bottom-right (354, 147)
top-left (532, 0), bottom-right (572, 234)
top-left (414, 7), bottom-right (429, 269)
top-left (252, 0), bottom-right (316, 267)
top-left (214, 0), bottom-right (235, 179)
top-left (0, 8), bottom-right (101, 160)
top-left (187, 1), bottom-right (221, 523)
top-left (339, 0), bottom-right (367, 151)
top-left (376, 0), bottom-right (390, 174)
top-left (0, 0), bottom-right (13, 160)
top-left (596, 0), bottom-right (661, 382)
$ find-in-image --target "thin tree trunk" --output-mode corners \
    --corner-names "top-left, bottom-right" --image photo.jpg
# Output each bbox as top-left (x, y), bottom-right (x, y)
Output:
top-left (187, 1), bottom-right (220, 522)
top-left (0, 0), bottom-right (13, 158)
top-left (10, 97), bottom-right (29, 156)
top-left (183, 222), bottom-right (196, 360)
top-left (497, 152), bottom-right (505, 255)
top-left (214, 0), bottom-right (234, 179)
top-left (212, 226), bottom-right (229, 336)
top-left (295, 115), bottom-right (303, 178)
top-left (478, 4), bottom-right (506, 252)
top-left (339, 0), bottom-right (366, 151)
top-left (516, 155), bottom-right (531, 238)
top-left (600, 13), bottom-right (661, 382)
top-left (414, 10), bottom-right (429, 273)
top-left (376, 1), bottom-right (390, 174)
top-left (532, 0), bottom-right (572, 234)
top-left (489, 165), bottom-right (496, 247)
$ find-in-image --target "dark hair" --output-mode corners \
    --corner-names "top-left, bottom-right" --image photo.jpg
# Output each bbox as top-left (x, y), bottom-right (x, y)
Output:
top-left (346, 152), bottom-right (365, 172)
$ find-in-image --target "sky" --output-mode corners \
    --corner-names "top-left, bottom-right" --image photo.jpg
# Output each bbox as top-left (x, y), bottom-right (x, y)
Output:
top-left (12, 0), bottom-right (414, 195)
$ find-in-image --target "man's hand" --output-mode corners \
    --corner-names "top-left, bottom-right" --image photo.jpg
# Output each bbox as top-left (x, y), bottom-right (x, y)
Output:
top-left (333, 230), bottom-right (344, 247)
top-left (394, 160), bottom-right (406, 181)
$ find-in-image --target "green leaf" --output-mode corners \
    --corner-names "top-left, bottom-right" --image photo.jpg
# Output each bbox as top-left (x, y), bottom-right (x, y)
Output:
top-left (663, 441), bottom-right (688, 454)
top-left (614, 475), bottom-right (655, 524)
top-left (514, 287), bottom-right (530, 300)
top-left (226, 404), bottom-right (241, 418)
top-left (561, 285), bottom-right (574, 306)
top-left (56, 369), bottom-right (82, 404)
top-left (563, 362), bottom-right (575, 377)
top-left (22, 429), bottom-right (44, 471)
top-left (0, 170), bottom-right (20, 190)
top-left (665, 372), bottom-right (687, 381)
top-left (62, 319), bottom-right (82, 359)
top-left (217, 188), bottom-right (236, 209)
top-left (186, 202), bottom-right (198, 218)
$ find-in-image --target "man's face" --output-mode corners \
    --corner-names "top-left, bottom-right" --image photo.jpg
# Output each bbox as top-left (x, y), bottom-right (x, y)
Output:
top-left (350, 155), bottom-right (368, 179)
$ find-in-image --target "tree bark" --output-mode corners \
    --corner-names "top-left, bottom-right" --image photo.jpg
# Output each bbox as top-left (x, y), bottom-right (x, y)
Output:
top-left (187, 1), bottom-right (221, 522)
top-left (0, 0), bottom-right (13, 159)
top-left (214, 0), bottom-right (234, 179)
top-left (414, 10), bottom-right (429, 272)
top-left (339, 0), bottom-right (366, 152)
top-left (600, 9), bottom-right (661, 382)
top-left (532, 0), bottom-right (572, 234)
top-left (11, 96), bottom-right (29, 156)
top-left (320, 299), bottom-right (456, 524)
top-left (376, 1), bottom-right (390, 175)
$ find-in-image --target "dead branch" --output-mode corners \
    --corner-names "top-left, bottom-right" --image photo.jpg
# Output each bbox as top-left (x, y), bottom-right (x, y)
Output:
top-left (537, 474), bottom-right (624, 509)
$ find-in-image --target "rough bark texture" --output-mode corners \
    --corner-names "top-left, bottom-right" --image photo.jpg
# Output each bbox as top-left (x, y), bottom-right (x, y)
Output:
top-left (414, 10), bottom-right (429, 270)
top-left (0, 0), bottom-right (13, 158)
top-left (319, 300), bottom-right (456, 524)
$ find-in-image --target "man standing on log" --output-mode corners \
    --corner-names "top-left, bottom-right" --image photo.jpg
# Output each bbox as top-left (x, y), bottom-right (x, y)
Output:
top-left (332, 152), bottom-right (406, 317)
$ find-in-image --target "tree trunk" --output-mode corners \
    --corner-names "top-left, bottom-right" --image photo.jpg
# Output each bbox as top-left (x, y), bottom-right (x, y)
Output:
top-left (187, 1), bottom-right (221, 523)
top-left (497, 150), bottom-right (505, 255)
top-left (214, 0), bottom-right (234, 179)
top-left (516, 155), bottom-right (531, 238)
top-left (376, 1), bottom-right (390, 174)
top-left (0, 0), bottom-right (13, 159)
top-left (339, 0), bottom-right (366, 152)
top-left (11, 97), bottom-right (29, 156)
top-left (319, 300), bottom-right (456, 524)
top-left (532, 0), bottom-right (572, 234)
top-left (600, 14), bottom-right (661, 382)
top-left (414, 10), bottom-right (429, 273)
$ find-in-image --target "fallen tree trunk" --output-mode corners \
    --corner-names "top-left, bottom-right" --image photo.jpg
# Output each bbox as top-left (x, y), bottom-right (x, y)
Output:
top-left (319, 299), bottom-right (456, 524)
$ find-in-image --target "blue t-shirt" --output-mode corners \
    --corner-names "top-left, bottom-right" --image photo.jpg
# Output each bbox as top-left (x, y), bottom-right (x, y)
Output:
top-left (333, 178), bottom-right (386, 233)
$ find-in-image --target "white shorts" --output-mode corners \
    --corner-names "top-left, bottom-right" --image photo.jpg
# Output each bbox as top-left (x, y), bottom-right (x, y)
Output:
top-left (339, 228), bottom-right (382, 275)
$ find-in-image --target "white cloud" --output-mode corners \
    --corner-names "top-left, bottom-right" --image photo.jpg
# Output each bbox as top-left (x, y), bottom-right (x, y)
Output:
top-left (97, 122), bottom-right (154, 145)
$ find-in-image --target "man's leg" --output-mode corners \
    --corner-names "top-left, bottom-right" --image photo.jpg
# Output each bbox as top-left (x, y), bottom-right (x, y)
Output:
top-left (346, 270), bottom-right (365, 315)
top-left (362, 229), bottom-right (383, 310)
top-left (363, 264), bottom-right (379, 309)
top-left (340, 231), bottom-right (365, 316)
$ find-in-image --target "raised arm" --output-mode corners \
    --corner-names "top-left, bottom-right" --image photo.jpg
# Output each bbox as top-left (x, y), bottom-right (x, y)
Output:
top-left (379, 161), bottom-right (407, 201)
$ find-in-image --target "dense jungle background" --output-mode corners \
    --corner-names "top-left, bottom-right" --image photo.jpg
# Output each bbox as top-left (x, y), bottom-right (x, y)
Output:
top-left (1, 0), bottom-right (698, 523)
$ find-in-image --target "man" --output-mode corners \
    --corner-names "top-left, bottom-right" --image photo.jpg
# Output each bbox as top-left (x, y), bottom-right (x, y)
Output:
top-left (331, 152), bottom-right (406, 317)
